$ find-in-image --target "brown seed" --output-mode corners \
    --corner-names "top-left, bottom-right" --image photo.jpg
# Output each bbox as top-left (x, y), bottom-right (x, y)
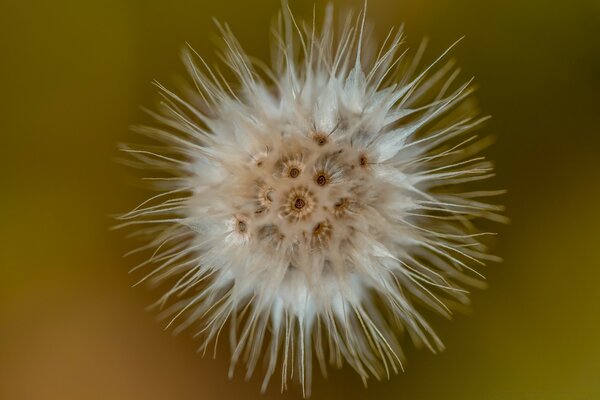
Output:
top-left (311, 220), bottom-right (332, 246)
top-left (257, 182), bottom-right (274, 208)
top-left (334, 198), bottom-right (347, 208)
top-left (313, 222), bottom-right (323, 234)
top-left (312, 133), bottom-right (328, 146)
top-left (359, 155), bottom-right (368, 166)
top-left (316, 174), bottom-right (327, 186)
top-left (334, 198), bottom-right (350, 217)
top-left (289, 167), bottom-right (300, 178)
top-left (282, 186), bottom-right (315, 221)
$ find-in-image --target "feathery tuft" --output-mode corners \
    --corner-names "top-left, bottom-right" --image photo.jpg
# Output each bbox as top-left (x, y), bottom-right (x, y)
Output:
top-left (119, 4), bottom-right (503, 397)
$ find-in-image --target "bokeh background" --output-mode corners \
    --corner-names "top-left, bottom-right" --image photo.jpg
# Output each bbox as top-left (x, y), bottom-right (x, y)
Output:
top-left (1, 0), bottom-right (599, 399)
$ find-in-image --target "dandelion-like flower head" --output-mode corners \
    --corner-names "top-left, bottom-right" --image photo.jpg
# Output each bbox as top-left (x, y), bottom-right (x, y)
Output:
top-left (120, 4), bottom-right (504, 396)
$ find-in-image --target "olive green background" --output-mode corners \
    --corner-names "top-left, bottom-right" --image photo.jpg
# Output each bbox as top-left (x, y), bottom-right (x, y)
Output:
top-left (1, 0), bottom-right (599, 399)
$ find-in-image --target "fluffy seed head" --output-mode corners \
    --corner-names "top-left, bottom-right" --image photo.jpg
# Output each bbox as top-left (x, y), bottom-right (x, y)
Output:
top-left (119, 4), bottom-right (504, 397)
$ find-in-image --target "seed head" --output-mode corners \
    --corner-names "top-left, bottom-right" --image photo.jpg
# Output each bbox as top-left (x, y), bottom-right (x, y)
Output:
top-left (119, 3), bottom-right (504, 397)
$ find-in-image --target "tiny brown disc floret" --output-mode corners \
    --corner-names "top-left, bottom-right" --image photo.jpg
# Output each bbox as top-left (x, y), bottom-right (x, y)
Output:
top-left (359, 154), bottom-right (368, 167)
top-left (281, 156), bottom-right (304, 179)
top-left (311, 220), bottom-right (332, 247)
top-left (233, 214), bottom-right (250, 235)
top-left (281, 186), bottom-right (315, 221)
top-left (333, 198), bottom-right (350, 217)
top-left (257, 182), bottom-right (274, 210)
top-left (311, 132), bottom-right (329, 146)
top-left (314, 171), bottom-right (329, 186)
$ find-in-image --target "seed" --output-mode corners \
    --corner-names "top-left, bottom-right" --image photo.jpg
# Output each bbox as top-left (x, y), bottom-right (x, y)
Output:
top-left (334, 198), bottom-right (349, 217)
top-left (313, 222), bottom-right (323, 234)
top-left (311, 220), bottom-right (332, 246)
top-left (359, 155), bottom-right (368, 166)
top-left (312, 133), bottom-right (328, 146)
top-left (282, 186), bottom-right (315, 221)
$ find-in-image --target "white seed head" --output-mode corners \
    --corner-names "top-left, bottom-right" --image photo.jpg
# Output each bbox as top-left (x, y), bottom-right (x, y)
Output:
top-left (119, 4), bottom-right (504, 397)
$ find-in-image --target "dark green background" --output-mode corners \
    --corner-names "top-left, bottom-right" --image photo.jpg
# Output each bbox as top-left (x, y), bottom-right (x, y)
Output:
top-left (1, 0), bottom-right (599, 399)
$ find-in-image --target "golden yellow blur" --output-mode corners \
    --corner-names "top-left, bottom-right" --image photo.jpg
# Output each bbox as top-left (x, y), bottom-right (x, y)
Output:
top-left (1, 0), bottom-right (599, 399)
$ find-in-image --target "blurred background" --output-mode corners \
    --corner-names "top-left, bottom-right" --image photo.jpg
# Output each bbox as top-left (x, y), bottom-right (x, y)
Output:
top-left (1, 0), bottom-right (599, 399)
